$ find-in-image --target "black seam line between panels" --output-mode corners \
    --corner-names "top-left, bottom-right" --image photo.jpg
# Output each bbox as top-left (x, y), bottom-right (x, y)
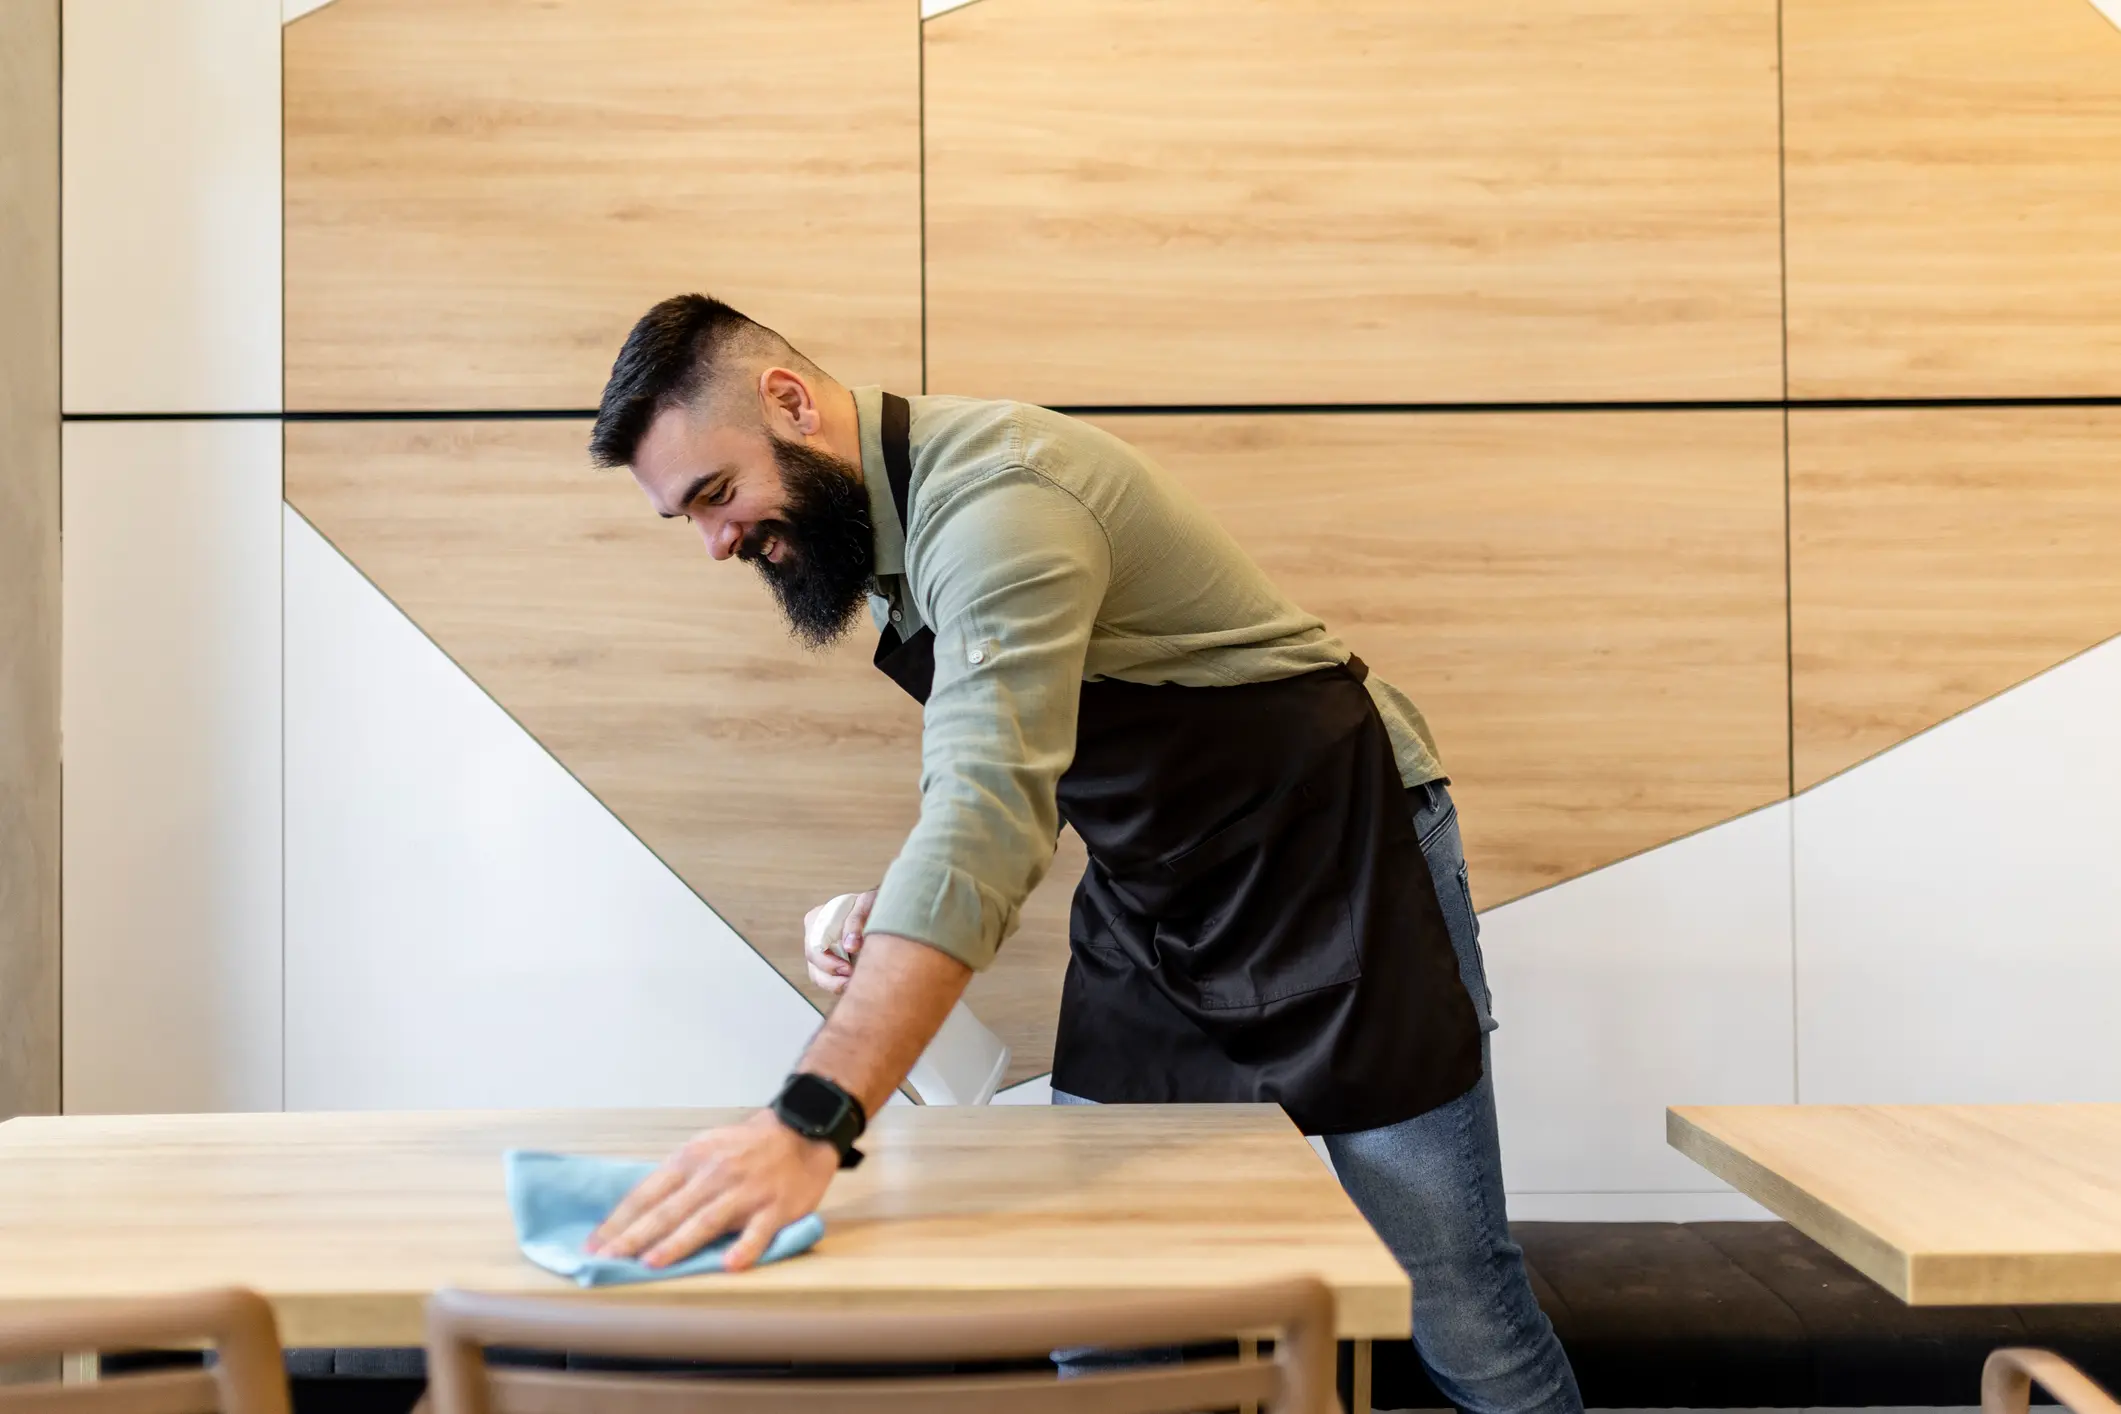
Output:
top-left (59, 394), bottom-right (2121, 423)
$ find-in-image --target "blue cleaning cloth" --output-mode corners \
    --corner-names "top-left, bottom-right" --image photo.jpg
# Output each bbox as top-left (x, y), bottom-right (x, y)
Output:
top-left (504, 1149), bottom-right (826, 1287)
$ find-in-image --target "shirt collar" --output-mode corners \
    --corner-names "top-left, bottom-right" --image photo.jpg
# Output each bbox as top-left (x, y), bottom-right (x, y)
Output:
top-left (852, 384), bottom-right (905, 579)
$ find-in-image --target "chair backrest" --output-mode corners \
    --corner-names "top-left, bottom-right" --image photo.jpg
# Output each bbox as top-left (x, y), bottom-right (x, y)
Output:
top-left (1983, 1349), bottom-right (2121, 1414)
top-left (426, 1277), bottom-right (1337, 1414)
top-left (0, 1289), bottom-right (290, 1414)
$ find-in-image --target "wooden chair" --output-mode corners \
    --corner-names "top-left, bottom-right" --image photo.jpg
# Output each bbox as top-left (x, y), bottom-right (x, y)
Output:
top-left (0, 1289), bottom-right (290, 1414)
top-left (1984, 1348), bottom-right (2121, 1414)
top-left (426, 1277), bottom-right (1338, 1414)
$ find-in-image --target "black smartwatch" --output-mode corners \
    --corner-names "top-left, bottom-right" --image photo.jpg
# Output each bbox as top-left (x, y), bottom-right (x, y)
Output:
top-left (770, 1072), bottom-right (867, 1169)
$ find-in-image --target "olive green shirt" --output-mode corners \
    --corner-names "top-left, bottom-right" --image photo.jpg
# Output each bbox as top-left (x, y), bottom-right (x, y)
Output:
top-left (857, 387), bottom-right (1443, 971)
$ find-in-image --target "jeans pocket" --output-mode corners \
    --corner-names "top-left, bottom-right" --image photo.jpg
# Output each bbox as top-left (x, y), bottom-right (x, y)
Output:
top-left (1455, 860), bottom-right (1498, 1031)
top-left (1414, 783), bottom-right (1457, 852)
top-left (1455, 861), bottom-right (1479, 941)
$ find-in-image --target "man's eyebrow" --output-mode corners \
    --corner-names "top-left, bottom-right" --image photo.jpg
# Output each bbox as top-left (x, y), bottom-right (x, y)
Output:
top-left (659, 472), bottom-right (716, 519)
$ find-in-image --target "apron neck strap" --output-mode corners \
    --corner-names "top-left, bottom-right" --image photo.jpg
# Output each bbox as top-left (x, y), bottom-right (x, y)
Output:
top-left (880, 392), bottom-right (914, 532)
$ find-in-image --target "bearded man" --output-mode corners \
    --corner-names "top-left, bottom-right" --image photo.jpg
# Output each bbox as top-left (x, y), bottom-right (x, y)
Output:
top-left (581, 293), bottom-right (1581, 1414)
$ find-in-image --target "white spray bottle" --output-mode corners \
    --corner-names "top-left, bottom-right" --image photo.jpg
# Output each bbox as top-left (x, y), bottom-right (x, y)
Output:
top-left (805, 893), bottom-right (1012, 1106)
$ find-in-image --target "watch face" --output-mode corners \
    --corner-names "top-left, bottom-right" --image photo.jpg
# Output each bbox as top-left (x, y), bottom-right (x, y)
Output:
top-left (780, 1074), bottom-right (849, 1132)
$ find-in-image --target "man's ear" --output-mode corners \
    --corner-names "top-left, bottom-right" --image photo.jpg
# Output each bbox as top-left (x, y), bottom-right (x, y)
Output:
top-left (758, 367), bottom-right (819, 438)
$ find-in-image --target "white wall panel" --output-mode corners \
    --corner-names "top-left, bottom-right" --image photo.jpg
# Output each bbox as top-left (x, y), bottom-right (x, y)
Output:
top-left (1484, 802), bottom-right (1797, 1200)
top-left (283, 509), bottom-right (821, 1111)
top-left (61, 420), bottom-right (283, 1114)
top-left (61, 0), bottom-right (281, 413)
top-left (1795, 633), bottom-right (2121, 1104)
top-left (992, 1074), bottom-right (1053, 1106)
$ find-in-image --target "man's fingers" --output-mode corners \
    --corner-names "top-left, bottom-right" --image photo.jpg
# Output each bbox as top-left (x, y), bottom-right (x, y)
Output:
top-left (602, 1171), bottom-right (725, 1262)
top-left (643, 1189), bottom-right (751, 1269)
top-left (588, 1166), bottom-right (684, 1251)
top-left (807, 952), bottom-right (852, 993)
top-left (722, 1207), bottom-right (786, 1274)
top-left (841, 891), bottom-right (877, 951)
top-left (807, 916), bottom-right (855, 994)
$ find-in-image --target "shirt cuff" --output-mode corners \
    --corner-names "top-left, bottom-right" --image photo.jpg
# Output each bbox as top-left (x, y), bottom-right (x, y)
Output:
top-left (866, 855), bottom-right (1020, 972)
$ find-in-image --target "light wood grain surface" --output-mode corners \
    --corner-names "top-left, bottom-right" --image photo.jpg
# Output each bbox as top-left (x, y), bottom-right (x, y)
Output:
top-left (0, 0), bottom-right (61, 1122)
top-left (1790, 408), bottom-right (2121, 789)
top-left (1783, 0), bottom-right (2121, 397)
top-left (284, 0), bottom-right (921, 410)
top-left (289, 409), bottom-right (1792, 1063)
top-left (1670, 1104), bottom-right (2121, 1306)
top-left (924, 0), bottom-right (1784, 405)
top-left (0, 1106), bottom-right (1409, 1346)
top-left (285, 419), bottom-right (1075, 1083)
top-left (1098, 411), bottom-right (1792, 908)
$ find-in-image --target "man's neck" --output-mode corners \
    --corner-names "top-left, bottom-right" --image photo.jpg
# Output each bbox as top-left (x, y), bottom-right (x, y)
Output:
top-left (815, 382), bottom-right (864, 482)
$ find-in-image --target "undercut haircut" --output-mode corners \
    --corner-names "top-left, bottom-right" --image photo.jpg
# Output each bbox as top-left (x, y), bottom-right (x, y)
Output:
top-left (587, 293), bottom-right (821, 469)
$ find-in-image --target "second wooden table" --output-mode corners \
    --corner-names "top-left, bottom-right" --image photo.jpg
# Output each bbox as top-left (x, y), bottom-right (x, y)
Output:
top-left (1670, 1103), bottom-right (2121, 1305)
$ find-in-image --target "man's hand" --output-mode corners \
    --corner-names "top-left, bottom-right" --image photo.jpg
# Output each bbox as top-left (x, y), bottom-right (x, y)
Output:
top-left (585, 1109), bottom-right (839, 1271)
top-left (804, 889), bottom-right (877, 994)
top-left (589, 932), bottom-right (974, 1271)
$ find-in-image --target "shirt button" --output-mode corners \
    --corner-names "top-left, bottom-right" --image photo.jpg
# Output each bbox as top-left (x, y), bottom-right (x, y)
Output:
top-left (889, 609), bottom-right (902, 624)
top-left (967, 647), bottom-right (985, 665)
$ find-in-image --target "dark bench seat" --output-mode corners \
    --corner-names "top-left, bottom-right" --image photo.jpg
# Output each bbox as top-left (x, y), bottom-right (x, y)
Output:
top-left (1359, 1222), bottom-right (2121, 1409)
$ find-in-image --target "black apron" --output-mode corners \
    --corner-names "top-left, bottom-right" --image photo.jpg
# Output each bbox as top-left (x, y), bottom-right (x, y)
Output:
top-left (870, 394), bottom-right (1481, 1135)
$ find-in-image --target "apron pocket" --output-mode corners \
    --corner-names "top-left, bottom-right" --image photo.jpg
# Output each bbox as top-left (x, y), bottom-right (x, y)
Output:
top-left (1156, 893), bottom-right (1362, 1012)
top-left (1137, 786), bottom-right (1364, 1013)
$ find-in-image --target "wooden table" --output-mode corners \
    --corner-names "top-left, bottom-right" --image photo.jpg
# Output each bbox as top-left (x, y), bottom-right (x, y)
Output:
top-left (1670, 1104), bottom-right (2121, 1305)
top-left (0, 1103), bottom-right (1406, 1406)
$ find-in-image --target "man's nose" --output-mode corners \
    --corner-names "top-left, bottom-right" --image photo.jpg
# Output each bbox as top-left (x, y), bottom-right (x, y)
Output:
top-left (697, 514), bottom-right (742, 561)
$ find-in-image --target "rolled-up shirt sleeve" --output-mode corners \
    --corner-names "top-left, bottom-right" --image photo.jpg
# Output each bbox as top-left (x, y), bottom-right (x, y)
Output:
top-left (863, 466), bottom-right (1112, 971)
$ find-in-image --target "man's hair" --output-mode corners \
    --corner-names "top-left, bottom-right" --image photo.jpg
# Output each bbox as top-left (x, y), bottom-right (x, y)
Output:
top-left (587, 294), bottom-right (822, 468)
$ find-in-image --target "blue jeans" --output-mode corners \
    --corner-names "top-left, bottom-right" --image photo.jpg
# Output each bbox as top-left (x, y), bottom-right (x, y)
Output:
top-left (1056, 781), bottom-right (1583, 1414)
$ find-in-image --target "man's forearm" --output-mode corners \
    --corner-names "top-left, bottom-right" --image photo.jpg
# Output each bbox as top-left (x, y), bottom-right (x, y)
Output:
top-left (796, 932), bottom-right (972, 1119)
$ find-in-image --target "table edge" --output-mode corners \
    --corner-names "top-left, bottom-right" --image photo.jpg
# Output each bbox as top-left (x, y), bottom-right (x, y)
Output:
top-left (6, 1281), bottom-right (1410, 1349)
top-left (1666, 1107), bottom-right (1914, 1302)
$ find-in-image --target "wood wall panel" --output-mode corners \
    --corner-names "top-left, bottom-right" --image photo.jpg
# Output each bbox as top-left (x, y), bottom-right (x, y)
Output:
top-left (1089, 411), bottom-right (1792, 909)
top-left (924, 0), bottom-right (1784, 406)
top-left (0, 0), bottom-right (60, 1121)
top-left (1790, 408), bottom-right (2121, 790)
top-left (289, 411), bottom-right (1790, 1082)
top-left (1784, 0), bottom-right (2121, 397)
top-left (284, 0), bottom-right (921, 411)
top-left (285, 420), bottom-right (1073, 1084)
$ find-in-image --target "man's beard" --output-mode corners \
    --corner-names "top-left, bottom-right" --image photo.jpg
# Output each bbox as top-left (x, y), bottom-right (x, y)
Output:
top-left (739, 437), bottom-right (876, 649)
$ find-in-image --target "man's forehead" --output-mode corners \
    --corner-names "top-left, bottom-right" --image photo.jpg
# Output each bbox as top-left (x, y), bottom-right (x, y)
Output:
top-left (633, 406), bottom-right (714, 488)
top-left (634, 403), bottom-right (700, 474)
